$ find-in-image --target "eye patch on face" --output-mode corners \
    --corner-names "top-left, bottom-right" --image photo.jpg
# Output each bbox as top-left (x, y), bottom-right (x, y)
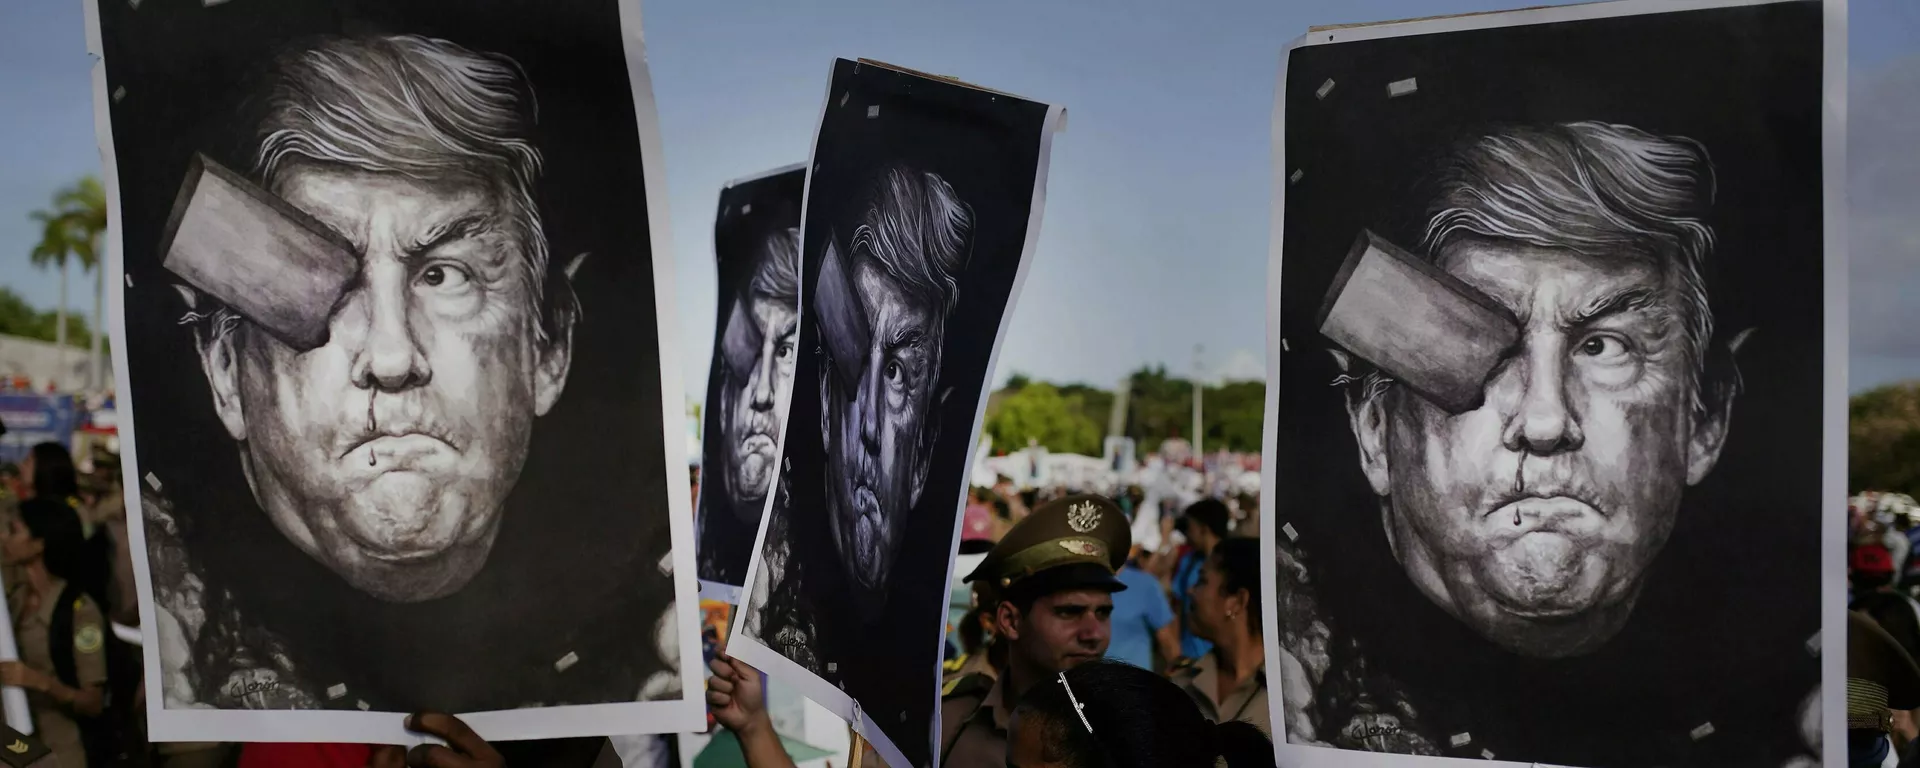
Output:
top-left (721, 297), bottom-right (762, 382)
top-left (813, 238), bottom-right (872, 396)
top-left (158, 153), bottom-right (358, 352)
top-left (1317, 230), bottom-right (1521, 413)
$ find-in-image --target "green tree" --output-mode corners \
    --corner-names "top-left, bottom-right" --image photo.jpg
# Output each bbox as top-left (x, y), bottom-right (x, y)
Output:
top-left (0, 287), bottom-right (91, 347)
top-left (1204, 380), bottom-right (1267, 453)
top-left (1852, 383), bottom-right (1920, 496)
top-left (984, 382), bottom-right (1103, 456)
top-left (28, 177), bottom-right (108, 387)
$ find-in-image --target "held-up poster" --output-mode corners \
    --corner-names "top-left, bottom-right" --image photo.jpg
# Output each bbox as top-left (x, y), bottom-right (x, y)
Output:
top-left (727, 59), bottom-right (1064, 768)
top-left (697, 165), bottom-right (807, 603)
top-left (85, 0), bottom-right (704, 744)
top-left (1260, 1), bottom-right (1844, 767)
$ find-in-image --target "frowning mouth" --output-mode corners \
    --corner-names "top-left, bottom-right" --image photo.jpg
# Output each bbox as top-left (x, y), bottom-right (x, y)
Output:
top-left (1482, 495), bottom-right (1605, 535)
top-left (340, 431), bottom-right (457, 461)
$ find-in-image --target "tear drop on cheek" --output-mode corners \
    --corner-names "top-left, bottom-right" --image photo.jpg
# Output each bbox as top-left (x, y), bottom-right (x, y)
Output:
top-left (369, 450), bottom-right (377, 467)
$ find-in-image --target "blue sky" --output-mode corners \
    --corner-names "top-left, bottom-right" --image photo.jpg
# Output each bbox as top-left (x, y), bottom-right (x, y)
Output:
top-left (1, 0), bottom-right (1914, 399)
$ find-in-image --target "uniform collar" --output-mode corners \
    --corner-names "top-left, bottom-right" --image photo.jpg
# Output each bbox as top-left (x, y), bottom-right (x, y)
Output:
top-left (1193, 650), bottom-right (1265, 719)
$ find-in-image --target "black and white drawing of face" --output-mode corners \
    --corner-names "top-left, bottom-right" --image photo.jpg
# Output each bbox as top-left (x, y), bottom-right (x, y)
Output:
top-left (721, 229), bottom-right (801, 521)
top-left (194, 36), bottom-right (575, 604)
top-left (1344, 122), bottom-right (1737, 657)
top-left (816, 168), bottom-right (970, 597)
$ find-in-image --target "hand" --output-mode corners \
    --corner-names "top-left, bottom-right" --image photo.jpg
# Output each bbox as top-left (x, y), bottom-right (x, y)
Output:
top-left (368, 712), bottom-right (505, 768)
top-left (706, 653), bottom-right (769, 737)
top-left (0, 662), bottom-right (48, 692)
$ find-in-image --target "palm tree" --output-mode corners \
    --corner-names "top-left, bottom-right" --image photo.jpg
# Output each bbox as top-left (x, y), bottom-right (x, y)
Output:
top-left (28, 177), bottom-right (106, 391)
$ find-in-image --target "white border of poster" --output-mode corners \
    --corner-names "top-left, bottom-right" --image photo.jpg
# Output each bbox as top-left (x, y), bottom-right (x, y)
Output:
top-left (83, 0), bottom-right (705, 745)
top-left (1258, 1), bottom-right (1846, 766)
top-left (725, 59), bottom-right (1066, 768)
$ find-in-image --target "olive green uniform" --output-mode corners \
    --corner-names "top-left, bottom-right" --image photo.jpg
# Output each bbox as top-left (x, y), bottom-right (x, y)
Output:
top-left (935, 671), bottom-right (1011, 768)
top-left (1170, 652), bottom-right (1271, 735)
top-left (11, 579), bottom-right (106, 768)
top-left (855, 494), bottom-right (1132, 768)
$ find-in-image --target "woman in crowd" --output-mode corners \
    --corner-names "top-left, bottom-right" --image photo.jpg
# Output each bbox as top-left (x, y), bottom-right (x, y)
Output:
top-left (1009, 658), bottom-right (1272, 768)
top-left (1172, 536), bottom-right (1269, 733)
top-left (0, 497), bottom-right (110, 768)
top-left (18, 442), bottom-right (81, 508)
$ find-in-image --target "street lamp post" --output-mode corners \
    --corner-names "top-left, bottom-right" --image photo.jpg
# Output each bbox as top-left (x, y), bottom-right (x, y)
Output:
top-left (1192, 344), bottom-right (1204, 460)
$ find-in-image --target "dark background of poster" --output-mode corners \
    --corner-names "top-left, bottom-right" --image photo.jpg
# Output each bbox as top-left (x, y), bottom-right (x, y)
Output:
top-left (1274, 3), bottom-right (1822, 765)
top-left (99, 0), bottom-right (677, 712)
top-left (697, 166), bottom-right (805, 589)
top-left (757, 60), bottom-right (1049, 767)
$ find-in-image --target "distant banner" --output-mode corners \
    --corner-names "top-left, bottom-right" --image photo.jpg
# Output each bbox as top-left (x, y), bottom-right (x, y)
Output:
top-left (1261, 2), bottom-right (1841, 767)
top-left (728, 59), bottom-right (1065, 768)
top-left (697, 164), bottom-right (806, 602)
top-left (0, 394), bottom-right (78, 464)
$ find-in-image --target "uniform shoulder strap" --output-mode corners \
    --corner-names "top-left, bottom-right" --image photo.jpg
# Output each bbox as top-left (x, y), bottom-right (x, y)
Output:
top-left (942, 671), bottom-right (992, 700)
top-left (938, 674), bottom-right (994, 765)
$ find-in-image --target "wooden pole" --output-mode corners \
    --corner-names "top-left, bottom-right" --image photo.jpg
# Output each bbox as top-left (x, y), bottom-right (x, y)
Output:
top-left (849, 733), bottom-right (866, 768)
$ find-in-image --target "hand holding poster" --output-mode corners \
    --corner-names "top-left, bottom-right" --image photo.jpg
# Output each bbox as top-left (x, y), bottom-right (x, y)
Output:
top-left (726, 59), bottom-right (1064, 768)
top-left (697, 165), bottom-right (807, 604)
top-left (1262, 1), bottom-right (1843, 766)
top-left (86, 0), bottom-right (702, 744)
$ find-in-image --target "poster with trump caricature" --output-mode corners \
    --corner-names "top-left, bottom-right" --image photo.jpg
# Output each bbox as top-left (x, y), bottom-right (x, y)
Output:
top-left (728, 60), bottom-right (1064, 768)
top-left (697, 164), bottom-right (806, 602)
top-left (1261, 2), bottom-right (1843, 767)
top-left (87, 0), bottom-right (704, 744)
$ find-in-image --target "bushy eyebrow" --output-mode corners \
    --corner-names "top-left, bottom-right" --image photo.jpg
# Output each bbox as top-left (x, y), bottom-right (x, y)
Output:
top-left (1564, 286), bottom-right (1662, 328)
top-left (405, 213), bottom-right (492, 260)
top-left (885, 327), bottom-right (927, 355)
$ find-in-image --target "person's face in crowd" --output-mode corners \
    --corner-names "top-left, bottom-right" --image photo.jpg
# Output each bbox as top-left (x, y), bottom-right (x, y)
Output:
top-left (1192, 525), bottom-right (1219, 554)
top-left (1000, 588), bottom-right (1114, 676)
top-left (1349, 239), bottom-right (1732, 657)
top-left (0, 519), bottom-right (41, 566)
top-left (822, 257), bottom-right (939, 593)
top-left (1187, 555), bottom-right (1248, 644)
top-left (202, 163), bottom-right (573, 604)
top-left (725, 285), bottom-right (798, 520)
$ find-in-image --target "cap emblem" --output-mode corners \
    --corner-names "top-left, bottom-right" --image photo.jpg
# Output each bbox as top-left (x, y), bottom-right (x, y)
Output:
top-left (1059, 539), bottom-right (1099, 557)
top-left (1067, 501), bottom-right (1101, 533)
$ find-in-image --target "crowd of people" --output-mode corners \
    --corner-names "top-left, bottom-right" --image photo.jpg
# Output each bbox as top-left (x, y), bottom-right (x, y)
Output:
top-left (10, 442), bottom-right (1915, 768)
top-left (1849, 492), bottom-right (1920, 767)
top-left (711, 477), bottom-right (1274, 768)
top-left (0, 435), bottom-right (1278, 768)
top-left (0, 435), bottom-right (1272, 768)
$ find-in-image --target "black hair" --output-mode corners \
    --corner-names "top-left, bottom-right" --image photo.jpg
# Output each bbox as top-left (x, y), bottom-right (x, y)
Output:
top-left (1013, 659), bottom-right (1272, 768)
top-left (1182, 498), bottom-right (1230, 539)
top-left (28, 442), bottom-right (80, 502)
top-left (1855, 569), bottom-right (1895, 592)
top-left (17, 498), bottom-right (110, 608)
top-left (1210, 537), bottom-right (1264, 636)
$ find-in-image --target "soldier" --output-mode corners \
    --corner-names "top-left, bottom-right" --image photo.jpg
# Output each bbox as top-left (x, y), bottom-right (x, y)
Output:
top-left (706, 493), bottom-right (1130, 768)
top-left (937, 492), bottom-right (1131, 767)
top-left (1166, 537), bottom-right (1270, 735)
